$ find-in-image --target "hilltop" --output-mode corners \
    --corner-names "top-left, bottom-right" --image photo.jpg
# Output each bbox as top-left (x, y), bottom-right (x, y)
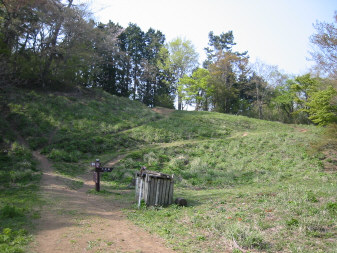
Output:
top-left (0, 87), bottom-right (336, 253)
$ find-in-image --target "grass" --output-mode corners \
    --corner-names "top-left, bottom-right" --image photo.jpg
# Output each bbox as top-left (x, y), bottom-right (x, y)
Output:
top-left (0, 93), bottom-right (42, 253)
top-left (3, 87), bottom-right (161, 161)
top-left (0, 181), bottom-right (42, 252)
top-left (1, 86), bottom-right (336, 252)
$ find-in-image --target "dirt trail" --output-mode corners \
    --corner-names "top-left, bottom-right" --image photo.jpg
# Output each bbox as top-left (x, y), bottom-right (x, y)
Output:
top-left (29, 152), bottom-right (175, 253)
top-left (151, 107), bottom-right (174, 117)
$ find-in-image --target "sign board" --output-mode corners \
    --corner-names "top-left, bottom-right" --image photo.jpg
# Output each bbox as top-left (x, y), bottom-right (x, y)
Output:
top-left (90, 159), bottom-right (114, 191)
top-left (97, 167), bottom-right (113, 172)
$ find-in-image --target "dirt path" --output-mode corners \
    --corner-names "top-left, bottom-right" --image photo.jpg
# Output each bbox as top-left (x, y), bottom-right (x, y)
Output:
top-left (151, 107), bottom-right (174, 117)
top-left (29, 152), bottom-right (175, 253)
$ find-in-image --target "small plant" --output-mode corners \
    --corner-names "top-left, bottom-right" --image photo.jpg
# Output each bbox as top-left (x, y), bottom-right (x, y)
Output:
top-left (326, 202), bottom-right (337, 216)
top-left (229, 226), bottom-right (268, 250)
top-left (306, 191), bottom-right (319, 203)
top-left (0, 205), bottom-right (24, 218)
top-left (0, 228), bottom-right (30, 253)
top-left (286, 218), bottom-right (299, 227)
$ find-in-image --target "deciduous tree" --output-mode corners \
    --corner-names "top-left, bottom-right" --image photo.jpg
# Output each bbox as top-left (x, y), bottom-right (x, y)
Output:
top-left (166, 38), bottom-right (199, 110)
top-left (310, 12), bottom-right (337, 79)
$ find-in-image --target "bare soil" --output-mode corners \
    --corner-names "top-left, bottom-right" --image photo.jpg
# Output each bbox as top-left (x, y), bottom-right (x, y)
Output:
top-left (151, 107), bottom-right (174, 117)
top-left (28, 152), bottom-right (175, 253)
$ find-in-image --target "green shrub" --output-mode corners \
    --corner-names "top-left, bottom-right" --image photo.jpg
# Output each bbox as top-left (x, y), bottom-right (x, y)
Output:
top-left (27, 137), bottom-right (48, 150)
top-left (326, 202), bottom-right (337, 216)
top-left (0, 228), bottom-right (30, 253)
top-left (228, 225), bottom-right (268, 250)
top-left (48, 149), bottom-right (81, 162)
top-left (286, 218), bottom-right (299, 227)
top-left (9, 170), bottom-right (35, 184)
top-left (0, 205), bottom-right (24, 219)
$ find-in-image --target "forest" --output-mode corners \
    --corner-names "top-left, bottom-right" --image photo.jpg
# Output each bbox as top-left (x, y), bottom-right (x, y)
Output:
top-left (1, 0), bottom-right (336, 126)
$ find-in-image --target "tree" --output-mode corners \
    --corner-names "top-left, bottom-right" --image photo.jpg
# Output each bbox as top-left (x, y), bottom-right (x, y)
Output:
top-left (166, 38), bottom-right (199, 110)
top-left (270, 81), bottom-right (296, 123)
top-left (310, 11), bottom-right (337, 79)
top-left (179, 68), bottom-right (212, 111)
top-left (203, 31), bottom-right (238, 68)
top-left (0, 0), bottom-right (119, 88)
top-left (208, 51), bottom-right (250, 113)
top-left (119, 23), bottom-right (145, 100)
top-left (305, 86), bottom-right (337, 125)
top-left (248, 73), bottom-right (267, 119)
top-left (91, 21), bottom-right (125, 95)
top-left (203, 31), bottom-right (250, 114)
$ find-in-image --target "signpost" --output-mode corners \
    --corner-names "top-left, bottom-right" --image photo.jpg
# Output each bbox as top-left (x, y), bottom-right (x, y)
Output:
top-left (90, 159), bottom-right (113, 192)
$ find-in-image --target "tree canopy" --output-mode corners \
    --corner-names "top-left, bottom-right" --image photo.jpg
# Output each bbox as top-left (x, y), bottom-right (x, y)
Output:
top-left (0, 1), bottom-right (336, 126)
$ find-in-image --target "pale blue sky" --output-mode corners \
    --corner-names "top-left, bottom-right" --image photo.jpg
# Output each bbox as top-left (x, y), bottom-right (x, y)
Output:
top-left (87, 0), bottom-right (336, 75)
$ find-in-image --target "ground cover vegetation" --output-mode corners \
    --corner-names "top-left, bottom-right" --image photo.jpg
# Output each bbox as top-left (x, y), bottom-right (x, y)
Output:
top-left (0, 1), bottom-right (336, 252)
top-left (0, 103), bottom-right (42, 252)
top-left (1, 85), bottom-right (336, 252)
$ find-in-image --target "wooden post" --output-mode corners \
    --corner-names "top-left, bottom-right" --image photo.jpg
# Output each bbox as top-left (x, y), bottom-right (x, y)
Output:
top-left (95, 169), bottom-right (100, 192)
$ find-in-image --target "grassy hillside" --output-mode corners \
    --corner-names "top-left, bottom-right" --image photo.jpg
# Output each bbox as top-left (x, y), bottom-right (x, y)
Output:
top-left (0, 87), bottom-right (336, 252)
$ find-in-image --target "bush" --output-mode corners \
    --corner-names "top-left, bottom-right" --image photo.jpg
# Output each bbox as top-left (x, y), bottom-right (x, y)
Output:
top-left (48, 149), bottom-right (81, 162)
top-left (0, 228), bottom-right (30, 253)
top-left (228, 225), bottom-right (268, 250)
top-left (326, 202), bottom-right (337, 216)
top-left (0, 205), bottom-right (24, 219)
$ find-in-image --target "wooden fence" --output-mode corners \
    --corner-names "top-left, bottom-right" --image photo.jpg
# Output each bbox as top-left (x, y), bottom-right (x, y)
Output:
top-left (135, 171), bottom-right (174, 207)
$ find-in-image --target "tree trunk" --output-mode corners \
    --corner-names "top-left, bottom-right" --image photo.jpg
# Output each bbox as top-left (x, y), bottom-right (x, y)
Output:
top-left (178, 95), bottom-right (182, 110)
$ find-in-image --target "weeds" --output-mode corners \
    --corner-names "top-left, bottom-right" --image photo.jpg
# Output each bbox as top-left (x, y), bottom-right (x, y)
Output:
top-left (1, 87), bottom-right (336, 252)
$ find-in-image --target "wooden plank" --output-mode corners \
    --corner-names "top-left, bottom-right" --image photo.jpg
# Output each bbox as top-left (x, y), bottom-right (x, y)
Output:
top-left (169, 179), bottom-right (174, 205)
top-left (160, 179), bottom-right (164, 206)
top-left (143, 176), bottom-right (146, 203)
top-left (163, 179), bottom-right (168, 206)
top-left (146, 174), bottom-right (150, 204)
top-left (141, 178), bottom-right (144, 201)
top-left (147, 176), bottom-right (152, 206)
top-left (159, 178), bottom-right (164, 206)
top-left (156, 178), bottom-right (163, 206)
top-left (167, 179), bottom-right (172, 205)
top-left (149, 177), bottom-right (155, 206)
top-left (158, 178), bottom-right (163, 205)
top-left (155, 178), bottom-right (160, 206)
top-left (135, 177), bottom-right (139, 200)
top-left (168, 180), bottom-right (172, 205)
top-left (152, 178), bottom-right (157, 206)
top-left (161, 179), bottom-right (165, 205)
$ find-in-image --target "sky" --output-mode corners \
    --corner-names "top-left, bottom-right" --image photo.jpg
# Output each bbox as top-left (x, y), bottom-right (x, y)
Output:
top-left (85, 0), bottom-right (336, 75)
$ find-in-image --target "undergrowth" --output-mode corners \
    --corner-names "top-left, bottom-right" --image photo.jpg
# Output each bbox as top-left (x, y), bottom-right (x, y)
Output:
top-left (1, 86), bottom-right (336, 252)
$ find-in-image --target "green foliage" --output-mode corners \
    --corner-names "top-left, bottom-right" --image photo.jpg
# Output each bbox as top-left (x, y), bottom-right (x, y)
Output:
top-left (166, 37), bottom-right (199, 110)
top-left (326, 202), bottom-right (337, 216)
top-left (0, 186), bottom-right (40, 253)
top-left (305, 86), bottom-right (337, 126)
top-left (1, 86), bottom-right (336, 252)
top-left (0, 205), bottom-right (24, 219)
top-left (179, 68), bottom-right (212, 111)
top-left (269, 74), bottom-right (337, 125)
top-left (286, 218), bottom-right (300, 227)
top-left (0, 228), bottom-right (30, 253)
top-left (0, 140), bottom-right (38, 186)
top-left (228, 225), bottom-right (268, 250)
top-left (2, 88), bottom-right (160, 161)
